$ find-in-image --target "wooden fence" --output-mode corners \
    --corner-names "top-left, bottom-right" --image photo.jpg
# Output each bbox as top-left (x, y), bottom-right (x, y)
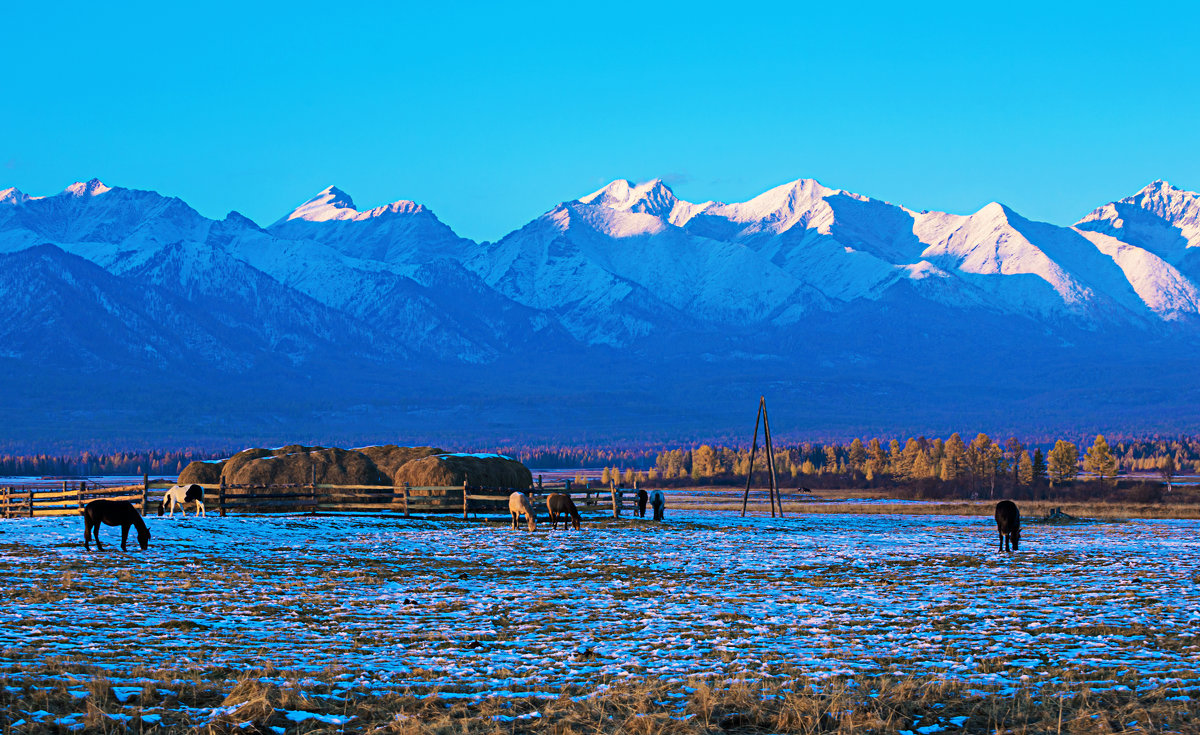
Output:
top-left (0, 477), bottom-right (640, 520)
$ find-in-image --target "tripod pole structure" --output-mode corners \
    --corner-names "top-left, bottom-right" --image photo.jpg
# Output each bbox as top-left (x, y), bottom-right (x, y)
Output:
top-left (740, 396), bottom-right (765, 517)
top-left (763, 401), bottom-right (783, 517)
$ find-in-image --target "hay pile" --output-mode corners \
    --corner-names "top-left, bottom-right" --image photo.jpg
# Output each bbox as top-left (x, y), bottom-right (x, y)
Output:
top-left (392, 454), bottom-right (532, 489)
top-left (222, 445), bottom-right (388, 486)
top-left (178, 460), bottom-right (223, 484)
top-left (356, 445), bottom-right (444, 481)
top-left (180, 444), bottom-right (532, 489)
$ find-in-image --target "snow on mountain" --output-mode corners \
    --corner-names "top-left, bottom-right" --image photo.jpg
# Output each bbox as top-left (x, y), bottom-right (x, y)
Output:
top-left (0, 179), bottom-right (215, 271)
top-left (1076, 180), bottom-right (1200, 258)
top-left (267, 185), bottom-right (468, 265)
top-left (0, 187), bottom-right (31, 206)
top-left (468, 181), bottom-right (828, 344)
top-left (5, 174), bottom-right (1200, 362)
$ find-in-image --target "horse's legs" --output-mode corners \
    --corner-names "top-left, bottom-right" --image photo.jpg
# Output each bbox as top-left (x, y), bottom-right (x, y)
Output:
top-left (510, 511), bottom-right (517, 529)
top-left (198, 501), bottom-right (206, 517)
top-left (120, 523), bottom-right (130, 552)
top-left (84, 518), bottom-right (92, 550)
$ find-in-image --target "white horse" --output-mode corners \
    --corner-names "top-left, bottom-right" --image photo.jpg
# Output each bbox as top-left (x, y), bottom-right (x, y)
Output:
top-left (160, 484), bottom-right (206, 518)
top-left (649, 489), bottom-right (666, 521)
top-left (508, 491), bottom-right (536, 531)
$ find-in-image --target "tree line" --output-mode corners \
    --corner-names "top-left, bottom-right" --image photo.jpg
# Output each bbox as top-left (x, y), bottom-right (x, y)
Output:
top-left (633, 433), bottom-right (1186, 499)
top-left (0, 449), bottom-right (228, 478)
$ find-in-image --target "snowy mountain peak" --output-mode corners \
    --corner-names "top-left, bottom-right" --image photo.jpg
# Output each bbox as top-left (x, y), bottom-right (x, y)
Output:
top-left (579, 178), bottom-right (681, 217)
top-left (696, 177), bottom-right (841, 232)
top-left (0, 187), bottom-right (29, 206)
top-left (1126, 179), bottom-right (1199, 215)
top-left (1075, 180), bottom-right (1200, 253)
top-left (282, 185), bottom-right (358, 222)
top-left (63, 178), bottom-right (111, 197)
top-left (279, 185), bottom-right (427, 225)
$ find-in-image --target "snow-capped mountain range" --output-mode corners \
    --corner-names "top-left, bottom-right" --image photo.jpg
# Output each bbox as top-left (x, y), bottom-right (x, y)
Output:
top-left (2, 175), bottom-right (1199, 447)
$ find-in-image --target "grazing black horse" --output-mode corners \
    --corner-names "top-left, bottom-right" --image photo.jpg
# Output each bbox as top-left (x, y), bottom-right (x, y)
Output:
top-left (636, 488), bottom-right (649, 518)
top-left (546, 492), bottom-right (581, 531)
top-left (649, 489), bottom-right (666, 521)
top-left (994, 500), bottom-right (1020, 553)
top-left (84, 500), bottom-right (151, 552)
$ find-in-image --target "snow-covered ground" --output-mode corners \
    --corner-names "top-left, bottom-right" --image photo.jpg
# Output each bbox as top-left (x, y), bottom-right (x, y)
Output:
top-left (1, 510), bottom-right (1197, 721)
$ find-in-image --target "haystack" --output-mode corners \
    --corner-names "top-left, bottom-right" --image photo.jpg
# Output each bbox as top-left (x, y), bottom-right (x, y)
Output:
top-left (392, 454), bottom-right (532, 489)
top-left (221, 445), bottom-right (387, 486)
top-left (355, 445), bottom-right (444, 483)
top-left (178, 460), bottom-right (224, 484)
top-left (220, 447), bottom-right (280, 483)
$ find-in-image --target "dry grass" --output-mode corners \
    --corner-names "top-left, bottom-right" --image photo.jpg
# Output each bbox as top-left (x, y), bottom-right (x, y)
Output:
top-left (1, 661), bottom-right (1195, 733)
top-left (667, 486), bottom-right (1200, 519)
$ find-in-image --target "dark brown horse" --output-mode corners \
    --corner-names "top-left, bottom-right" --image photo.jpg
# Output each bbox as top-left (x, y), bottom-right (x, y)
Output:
top-left (546, 493), bottom-right (581, 531)
top-left (84, 500), bottom-right (151, 551)
top-left (994, 500), bottom-right (1020, 553)
top-left (635, 488), bottom-right (649, 517)
top-left (649, 489), bottom-right (666, 521)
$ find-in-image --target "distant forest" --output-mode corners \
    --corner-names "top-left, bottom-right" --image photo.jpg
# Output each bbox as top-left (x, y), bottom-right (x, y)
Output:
top-left (2, 435), bottom-right (1196, 494)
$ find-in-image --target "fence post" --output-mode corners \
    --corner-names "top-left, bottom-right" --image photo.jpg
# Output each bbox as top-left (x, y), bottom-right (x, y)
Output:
top-left (565, 479), bottom-right (571, 493)
top-left (462, 481), bottom-right (469, 520)
top-left (28, 486), bottom-right (34, 518)
top-left (141, 472), bottom-right (149, 515)
top-left (77, 481), bottom-right (84, 512)
top-left (611, 485), bottom-right (620, 518)
top-left (403, 482), bottom-right (410, 518)
top-left (219, 477), bottom-right (227, 517)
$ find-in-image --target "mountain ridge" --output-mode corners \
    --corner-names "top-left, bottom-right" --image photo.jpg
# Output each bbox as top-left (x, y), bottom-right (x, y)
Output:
top-left (3, 175), bottom-right (1200, 447)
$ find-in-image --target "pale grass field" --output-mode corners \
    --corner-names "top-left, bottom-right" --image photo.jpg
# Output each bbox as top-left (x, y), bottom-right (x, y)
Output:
top-left (1, 507), bottom-right (1197, 733)
top-left (671, 485), bottom-right (1200, 520)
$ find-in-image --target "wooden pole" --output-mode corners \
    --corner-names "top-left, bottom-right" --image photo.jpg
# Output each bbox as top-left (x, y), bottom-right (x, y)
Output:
top-left (462, 480), bottom-right (469, 520)
top-left (28, 486), bottom-right (34, 518)
top-left (403, 482), bottom-right (410, 518)
top-left (611, 485), bottom-right (619, 518)
top-left (219, 477), bottom-right (227, 517)
top-left (77, 481), bottom-right (84, 512)
top-left (763, 402), bottom-right (782, 517)
top-left (141, 472), bottom-right (149, 515)
top-left (741, 397), bottom-right (765, 516)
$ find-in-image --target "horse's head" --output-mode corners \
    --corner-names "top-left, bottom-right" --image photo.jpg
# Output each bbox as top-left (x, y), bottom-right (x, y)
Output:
top-left (570, 514), bottom-right (580, 531)
top-left (1009, 528), bottom-right (1020, 551)
top-left (138, 526), bottom-right (151, 550)
top-left (527, 516), bottom-right (537, 532)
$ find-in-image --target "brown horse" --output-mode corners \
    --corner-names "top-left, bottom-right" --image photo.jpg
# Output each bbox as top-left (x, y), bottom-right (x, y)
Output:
top-left (508, 492), bottom-right (536, 531)
top-left (635, 488), bottom-right (649, 517)
top-left (84, 500), bottom-right (151, 551)
top-left (546, 493), bottom-right (581, 531)
top-left (995, 500), bottom-right (1020, 552)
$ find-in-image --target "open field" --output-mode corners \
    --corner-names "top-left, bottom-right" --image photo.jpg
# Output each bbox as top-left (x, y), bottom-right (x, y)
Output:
top-left (1, 507), bottom-right (1198, 733)
top-left (675, 486), bottom-right (1200, 520)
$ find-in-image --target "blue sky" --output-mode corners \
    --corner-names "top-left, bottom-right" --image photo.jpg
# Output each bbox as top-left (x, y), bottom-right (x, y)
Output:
top-left (3, 2), bottom-right (1197, 241)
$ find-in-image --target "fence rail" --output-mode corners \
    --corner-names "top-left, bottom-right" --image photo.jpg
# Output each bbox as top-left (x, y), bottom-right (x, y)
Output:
top-left (0, 477), bottom-right (642, 520)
